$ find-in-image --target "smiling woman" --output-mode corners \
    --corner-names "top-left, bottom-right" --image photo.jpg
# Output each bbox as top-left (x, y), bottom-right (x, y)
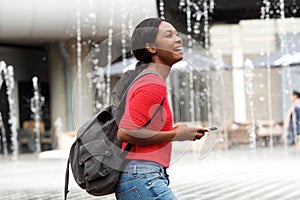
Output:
top-left (114, 18), bottom-right (210, 200)
top-left (151, 21), bottom-right (184, 67)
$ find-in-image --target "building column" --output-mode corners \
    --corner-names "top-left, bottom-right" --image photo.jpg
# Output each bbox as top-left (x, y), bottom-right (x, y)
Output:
top-left (231, 25), bottom-right (247, 123)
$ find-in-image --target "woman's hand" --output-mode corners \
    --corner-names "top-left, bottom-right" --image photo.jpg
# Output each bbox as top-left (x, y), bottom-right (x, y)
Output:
top-left (172, 123), bottom-right (209, 141)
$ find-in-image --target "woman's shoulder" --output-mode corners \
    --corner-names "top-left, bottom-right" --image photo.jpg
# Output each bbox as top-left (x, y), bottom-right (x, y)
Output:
top-left (128, 73), bottom-right (166, 101)
top-left (132, 72), bottom-right (166, 90)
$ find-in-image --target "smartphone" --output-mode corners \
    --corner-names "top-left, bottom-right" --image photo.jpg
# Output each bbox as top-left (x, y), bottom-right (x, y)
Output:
top-left (209, 127), bottom-right (218, 131)
top-left (197, 127), bottom-right (217, 134)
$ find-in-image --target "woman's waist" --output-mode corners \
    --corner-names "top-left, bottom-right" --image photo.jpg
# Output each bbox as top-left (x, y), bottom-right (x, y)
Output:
top-left (122, 141), bottom-right (171, 151)
top-left (121, 159), bottom-right (166, 174)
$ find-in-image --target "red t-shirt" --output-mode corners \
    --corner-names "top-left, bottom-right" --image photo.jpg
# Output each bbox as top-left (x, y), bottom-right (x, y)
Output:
top-left (119, 72), bottom-right (173, 168)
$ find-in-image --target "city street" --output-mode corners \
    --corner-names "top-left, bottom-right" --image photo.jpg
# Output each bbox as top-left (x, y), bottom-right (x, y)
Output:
top-left (1, 147), bottom-right (300, 200)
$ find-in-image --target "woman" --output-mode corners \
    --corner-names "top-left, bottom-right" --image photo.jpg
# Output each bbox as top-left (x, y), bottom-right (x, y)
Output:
top-left (287, 89), bottom-right (300, 146)
top-left (115, 18), bottom-right (209, 200)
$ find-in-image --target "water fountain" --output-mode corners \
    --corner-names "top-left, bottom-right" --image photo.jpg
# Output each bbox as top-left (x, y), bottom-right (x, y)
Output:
top-left (264, 0), bottom-right (274, 150)
top-left (278, 0), bottom-right (290, 150)
top-left (159, 0), bottom-right (165, 20)
top-left (0, 61), bottom-right (18, 160)
top-left (180, 0), bottom-right (220, 158)
top-left (178, 0), bottom-right (215, 50)
top-left (30, 76), bottom-right (45, 153)
top-left (244, 59), bottom-right (257, 151)
top-left (106, 2), bottom-right (114, 107)
top-left (0, 63), bottom-right (8, 157)
top-left (76, 0), bottom-right (83, 124)
top-left (0, 115), bottom-right (8, 157)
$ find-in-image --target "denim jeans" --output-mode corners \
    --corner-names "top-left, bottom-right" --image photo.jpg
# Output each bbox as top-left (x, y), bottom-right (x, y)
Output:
top-left (115, 161), bottom-right (177, 200)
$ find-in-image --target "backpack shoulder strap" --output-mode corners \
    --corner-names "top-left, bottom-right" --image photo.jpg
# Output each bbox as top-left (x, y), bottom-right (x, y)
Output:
top-left (64, 159), bottom-right (70, 200)
top-left (114, 70), bottom-right (161, 124)
top-left (118, 70), bottom-right (161, 106)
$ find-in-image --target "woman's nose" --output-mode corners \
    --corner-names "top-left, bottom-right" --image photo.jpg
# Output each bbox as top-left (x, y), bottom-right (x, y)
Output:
top-left (176, 35), bottom-right (183, 44)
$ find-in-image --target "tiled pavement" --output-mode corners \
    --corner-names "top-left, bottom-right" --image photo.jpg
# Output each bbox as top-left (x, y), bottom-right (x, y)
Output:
top-left (1, 147), bottom-right (300, 200)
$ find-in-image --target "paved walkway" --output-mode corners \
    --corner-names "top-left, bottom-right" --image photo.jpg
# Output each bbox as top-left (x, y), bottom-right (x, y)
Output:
top-left (1, 147), bottom-right (300, 200)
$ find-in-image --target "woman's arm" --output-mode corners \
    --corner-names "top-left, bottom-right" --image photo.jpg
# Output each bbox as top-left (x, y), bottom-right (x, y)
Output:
top-left (295, 106), bottom-right (300, 134)
top-left (117, 123), bottom-right (209, 145)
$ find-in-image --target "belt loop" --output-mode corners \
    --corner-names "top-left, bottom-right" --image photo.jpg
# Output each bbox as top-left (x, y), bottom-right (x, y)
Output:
top-left (133, 165), bottom-right (137, 176)
top-left (163, 167), bottom-right (167, 175)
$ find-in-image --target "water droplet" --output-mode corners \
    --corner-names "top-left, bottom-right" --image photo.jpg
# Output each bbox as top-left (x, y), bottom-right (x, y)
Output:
top-left (92, 59), bottom-right (99, 65)
top-left (259, 96), bottom-right (265, 102)
top-left (89, 13), bottom-right (96, 19)
top-left (260, 84), bottom-right (264, 88)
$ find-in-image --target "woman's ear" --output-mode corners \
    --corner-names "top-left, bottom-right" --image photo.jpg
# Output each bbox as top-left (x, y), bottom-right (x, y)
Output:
top-left (145, 43), bottom-right (157, 54)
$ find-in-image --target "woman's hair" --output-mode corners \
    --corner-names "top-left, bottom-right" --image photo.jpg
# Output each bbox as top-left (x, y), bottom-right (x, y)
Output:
top-left (131, 18), bottom-right (164, 63)
top-left (293, 90), bottom-right (300, 98)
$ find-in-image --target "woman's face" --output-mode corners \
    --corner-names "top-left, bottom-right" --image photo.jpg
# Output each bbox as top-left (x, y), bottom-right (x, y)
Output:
top-left (291, 94), bottom-right (298, 103)
top-left (151, 21), bottom-right (183, 66)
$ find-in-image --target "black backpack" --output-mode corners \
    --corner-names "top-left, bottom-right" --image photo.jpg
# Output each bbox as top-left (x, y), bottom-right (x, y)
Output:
top-left (64, 69), bottom-right (164, 199)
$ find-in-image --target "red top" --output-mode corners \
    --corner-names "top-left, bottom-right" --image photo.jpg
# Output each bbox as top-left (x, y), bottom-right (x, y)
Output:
top-left (119, 72), bottom-right (173, 168)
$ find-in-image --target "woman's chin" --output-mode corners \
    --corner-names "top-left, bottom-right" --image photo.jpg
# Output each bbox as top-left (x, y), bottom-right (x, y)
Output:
top-left (170, 57), bottom-right (183, 66)
top-left (175, 55), bottom-right (183, 62)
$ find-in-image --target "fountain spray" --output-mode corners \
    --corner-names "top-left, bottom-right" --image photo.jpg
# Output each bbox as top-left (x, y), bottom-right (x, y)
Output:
top-left (0, 112), bottom-right (8, 157)
top-left (76, 0), bottom-right (83, 123)
top-left (244, 59), bottom-right (257, 151)
top-left (0, 62), bottom-right (8, 157)
top-left (30, 76), bottom-right (45, 153)
top-left (261, 0), bottom-right (274, 151)
top-left (0, 61), bottom-right (19, 160)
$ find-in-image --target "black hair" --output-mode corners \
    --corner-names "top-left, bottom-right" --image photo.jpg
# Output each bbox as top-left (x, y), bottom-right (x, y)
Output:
top-left (131, 18), bottom-right (164, 64)
top-left (293, 89), bottom-right (300, 98)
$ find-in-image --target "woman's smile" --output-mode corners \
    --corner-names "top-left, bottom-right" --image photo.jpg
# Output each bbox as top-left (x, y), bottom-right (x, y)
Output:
top-left (174, 45), bottom-right (183, 55)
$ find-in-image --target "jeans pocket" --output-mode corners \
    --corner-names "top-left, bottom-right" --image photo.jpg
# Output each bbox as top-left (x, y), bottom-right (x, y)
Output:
top-left (116, 187), bottom-right (142, 200)
top-left (146, 172), bottom-right (176, 199)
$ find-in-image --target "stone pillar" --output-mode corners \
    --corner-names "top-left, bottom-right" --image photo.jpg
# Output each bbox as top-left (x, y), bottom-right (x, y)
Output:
top-left (231, 25), bottom-right (247, 123)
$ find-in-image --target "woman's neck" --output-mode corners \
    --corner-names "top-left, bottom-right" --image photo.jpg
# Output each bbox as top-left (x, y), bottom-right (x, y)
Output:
top-left (147, 63), bottom-right (171, 81)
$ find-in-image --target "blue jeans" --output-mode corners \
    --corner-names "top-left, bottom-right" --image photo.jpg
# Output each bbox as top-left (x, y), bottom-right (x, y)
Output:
top-left (115, 161), bottom-right (177, 200)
